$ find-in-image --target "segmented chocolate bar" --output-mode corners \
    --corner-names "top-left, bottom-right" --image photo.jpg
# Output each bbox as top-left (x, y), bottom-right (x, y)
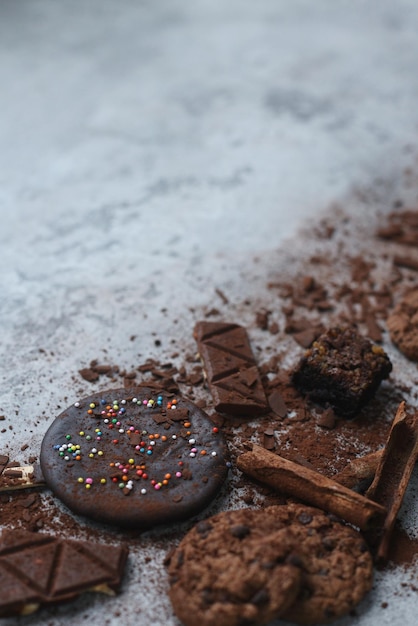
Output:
top-left (194, 321), bottom-right (269, 417)
top-left (0, 529), bottom-right (128, 617)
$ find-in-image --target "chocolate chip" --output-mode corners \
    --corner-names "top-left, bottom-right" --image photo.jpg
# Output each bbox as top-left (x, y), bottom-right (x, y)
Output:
top-left (322, 537), bottom-right (336, 551)
top-left (297, 512), bottom-right (313, 525)
top-left (250, 588), bottom-right (269, 605)
top-left (201, 588), bottom-right (213, 606)
top-left (286, 553), bottom-right (304, 567)
top-left (196, 521), bottom-right (213, 536)
top-left (229, 524), bottom-right (251, 539)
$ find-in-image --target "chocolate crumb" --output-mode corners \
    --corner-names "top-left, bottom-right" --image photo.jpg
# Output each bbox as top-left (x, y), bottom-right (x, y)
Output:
top-left (79, 367), bottom-right (100, 382)
top-left (263, 428), bottom-right (276, 450)
top-left (317, 408), bottom-right (336, 430)
top-left (268, 391), bottom-right (288, 417)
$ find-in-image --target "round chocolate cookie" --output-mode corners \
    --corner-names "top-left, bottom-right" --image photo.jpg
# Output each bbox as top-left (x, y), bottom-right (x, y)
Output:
top-left (269, 504), bottom-right (373, 625)
top-left (387, 288), bottom-right (418, 361)
top-left (40, 388), bottom-right (229, 528)
top-left (166, 508), bottom-right (303, 626)
top-left (167, 504), bottom-right (373, 626)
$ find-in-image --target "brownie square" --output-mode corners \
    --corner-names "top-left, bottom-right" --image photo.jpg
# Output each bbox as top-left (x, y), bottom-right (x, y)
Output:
top-left (292, 326), bottom-right (392, 418)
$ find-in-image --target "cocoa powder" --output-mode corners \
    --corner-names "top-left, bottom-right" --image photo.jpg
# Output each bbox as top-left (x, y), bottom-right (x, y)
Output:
top-left (1, 202), bottom-right (418, 617)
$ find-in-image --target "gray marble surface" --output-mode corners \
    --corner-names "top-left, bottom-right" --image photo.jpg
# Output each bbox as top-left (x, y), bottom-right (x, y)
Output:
top-left (1, 1), bottom-right (418, 625)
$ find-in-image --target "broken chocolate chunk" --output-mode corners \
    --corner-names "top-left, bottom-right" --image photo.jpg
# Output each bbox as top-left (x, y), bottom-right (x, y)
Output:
top-left (268, 390), bottom-right (288, 417)
top-left (263, 428), bottom-right (276, 450)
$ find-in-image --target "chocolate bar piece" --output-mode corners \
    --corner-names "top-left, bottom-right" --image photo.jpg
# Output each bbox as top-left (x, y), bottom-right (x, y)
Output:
top-left (0, 529), bottom-right (128, 617)
top-left (0, 454), bottom-right (45, 492)
top-left (194, 321), bottom-right (269, 417)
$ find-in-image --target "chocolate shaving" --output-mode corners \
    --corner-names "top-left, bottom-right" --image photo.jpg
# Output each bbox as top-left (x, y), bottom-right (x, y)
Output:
top-left (377, 209), bottom-right (418, 246)
top-left (268, 391), bottom-right (288, 417)
top-left (393, 254), bottom-right (418, 271)
top-left (79, 367), bottom-right (100, 382)
top-left (263, 428), bottom-right (276, 451)
top-left (255, 310), bottom-right (271, 330)
top-left (292, 327), bottom-right (322, 348)
top-left (364, 314), bottom-right (383, 343)
top-left (215, 288), bottom-right (229, 305)
top-left (316, 408), bottom-right (336, 430)
top-left (169, 408), bottom-right (189, 422)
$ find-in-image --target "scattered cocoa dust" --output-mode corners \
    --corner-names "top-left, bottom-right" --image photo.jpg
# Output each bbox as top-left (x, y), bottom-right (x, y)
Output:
top-left (2, 205), bottom-right (418, 599)
top-left (388, 525), bottom-right (418, 569)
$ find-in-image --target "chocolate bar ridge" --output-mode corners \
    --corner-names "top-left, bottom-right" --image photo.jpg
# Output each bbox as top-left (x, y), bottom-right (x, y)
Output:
top-left (194, 321), bottom-right (269, 417)
top-left (0, 529), bottom-right (128, 617)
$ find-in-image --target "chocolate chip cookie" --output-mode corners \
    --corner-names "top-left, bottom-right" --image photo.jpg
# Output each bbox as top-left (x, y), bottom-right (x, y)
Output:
top-left (166, 507), bottom-right (303, 626)
top-left (387, 288), bottom-right (418, 361)
top-left (167, 504), bottom-right (373, 626)
top-left (268, 504), bottom-right (373, 625)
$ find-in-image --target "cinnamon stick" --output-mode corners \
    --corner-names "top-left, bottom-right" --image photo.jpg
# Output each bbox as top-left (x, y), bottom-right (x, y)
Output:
top-left (365, 401), bottom-right (418, 565)
top-left (237, 444), bottom-right (386, 531)
top-left (334, 449), bottom-right (383, 492)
